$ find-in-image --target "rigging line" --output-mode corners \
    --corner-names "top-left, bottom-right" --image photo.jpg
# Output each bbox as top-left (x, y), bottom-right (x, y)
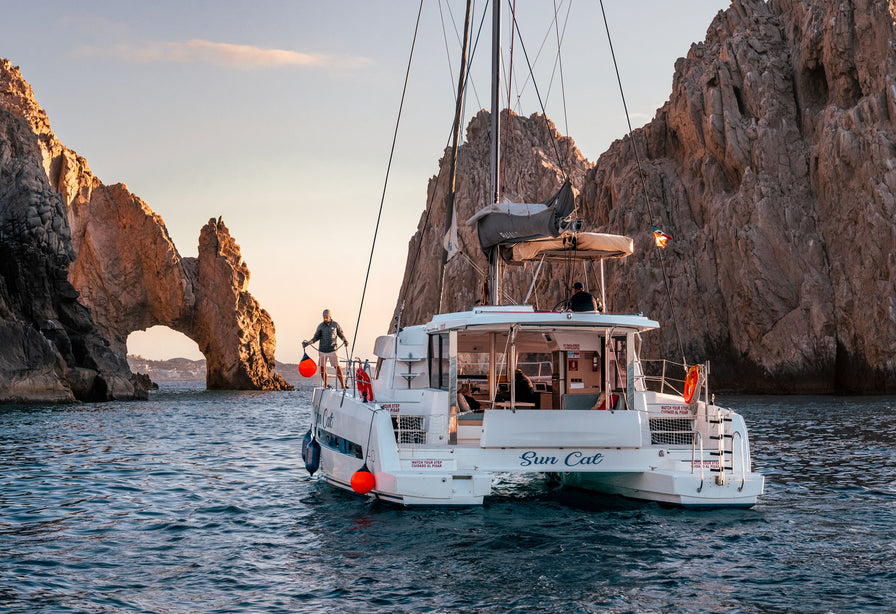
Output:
top-left (352, 0), bottom-right (425, 356)
top-left (456, 250), bottom-right (515, 305)
top-left (552, 0), bottom-right (571, 137)
top-left (451, 0), bottom-right (480, 133)
top-left (507, 0), bottom-right (570, 181)
top-left (440, 0), bottom-right (473, 103)
top-left (510, 0), bottom-right (567, 111)
top-left (464, 1), bottom-right (489, 113)
top-left (500, 0), bottom-right (518, 197)
top-left (397, 5), bottom-right (484, 326)
top-left (438, 0), bottom-right (456, 101)
top-left (598, 0), bottom-right (687, 364)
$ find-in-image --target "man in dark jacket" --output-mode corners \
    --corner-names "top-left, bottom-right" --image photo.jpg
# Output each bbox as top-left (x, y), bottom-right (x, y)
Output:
top-left (303, 309), bottom-right (348, 388)
top-left (568, 282), bottom-right (600, 312)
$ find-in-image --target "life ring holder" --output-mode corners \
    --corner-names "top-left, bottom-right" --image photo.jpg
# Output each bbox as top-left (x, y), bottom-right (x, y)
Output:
top-left (683, 365), bottom-right (701, 404)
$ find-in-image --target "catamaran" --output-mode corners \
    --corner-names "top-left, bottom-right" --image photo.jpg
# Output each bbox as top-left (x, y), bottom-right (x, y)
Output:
top-left (302, 3), bottom-right (764, 507)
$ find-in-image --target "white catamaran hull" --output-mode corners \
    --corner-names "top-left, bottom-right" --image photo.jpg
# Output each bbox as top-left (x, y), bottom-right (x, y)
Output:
top-left (306, 5), bottom-right (765, 510)
top-left (310, 364), bottom-right (764, 508)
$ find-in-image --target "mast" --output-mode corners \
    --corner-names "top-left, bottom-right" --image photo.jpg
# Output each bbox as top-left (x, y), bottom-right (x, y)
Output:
top-left (488, 0), bottom-right (503, 305)
top-left (438, 0), bottom-right (472, 313)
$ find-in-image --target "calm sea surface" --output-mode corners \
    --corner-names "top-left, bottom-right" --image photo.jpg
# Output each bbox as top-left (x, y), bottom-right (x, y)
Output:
top-left (2, 384), bottom-right (895, 613)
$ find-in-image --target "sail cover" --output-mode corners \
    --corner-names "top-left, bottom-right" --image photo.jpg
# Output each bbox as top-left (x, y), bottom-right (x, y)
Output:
top-left (468, 180), bottom-right (575, 253)
top-left (500, 232), bottom-right (633, 265)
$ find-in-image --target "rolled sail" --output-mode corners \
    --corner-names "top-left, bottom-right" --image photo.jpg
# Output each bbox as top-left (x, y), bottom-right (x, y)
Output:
top-left (468, 180), bottom-right (575, 253)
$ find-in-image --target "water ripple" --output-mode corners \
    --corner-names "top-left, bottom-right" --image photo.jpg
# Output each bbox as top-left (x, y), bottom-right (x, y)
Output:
top-left (2, 388), bottom-right (896, 612)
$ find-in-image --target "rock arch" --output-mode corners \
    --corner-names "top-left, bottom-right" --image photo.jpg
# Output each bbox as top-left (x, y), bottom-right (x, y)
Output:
top-left (0, 59), bottom-right (290, 399)
top-left (63, 175), bottom-right (290, 391)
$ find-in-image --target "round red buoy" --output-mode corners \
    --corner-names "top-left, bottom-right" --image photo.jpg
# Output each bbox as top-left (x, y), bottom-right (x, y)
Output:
top-left (350, 465), bottom-right (375, 494)
top-left (298, 353), bottom-right (317, 378)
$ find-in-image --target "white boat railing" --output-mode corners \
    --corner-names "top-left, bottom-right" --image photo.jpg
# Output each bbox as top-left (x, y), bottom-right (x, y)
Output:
top-left (732, 429), bottom-right (746, 491)
top-left (635, 358), bottom-right (689, 397)
top-left (692, 431), bottom-right (705, 492)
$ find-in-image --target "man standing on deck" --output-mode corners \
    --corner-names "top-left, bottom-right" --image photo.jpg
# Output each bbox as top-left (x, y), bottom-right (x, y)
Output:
top-left (568, 282), bottom-right (600, 312)
top-left (303, 309), bottom-right (348, 389)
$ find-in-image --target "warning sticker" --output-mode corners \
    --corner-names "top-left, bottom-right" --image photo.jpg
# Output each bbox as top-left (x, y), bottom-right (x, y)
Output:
top-left (410, 459), bottom-right (443, 469)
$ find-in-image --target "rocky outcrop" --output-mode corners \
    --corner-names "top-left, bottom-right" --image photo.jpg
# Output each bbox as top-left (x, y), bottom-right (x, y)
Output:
top-left (192, 217), bottom-right (289, 390)
top-left (0, 59), bottom-right (291, 401)
top-left (395, 110), bottom-right (593, 327)
top-left (397, 0), bottom-right (896, 393)
top-left (580, 0), bottom-right (896, 393)
top-left (0, 63), bottom-right (138, 402)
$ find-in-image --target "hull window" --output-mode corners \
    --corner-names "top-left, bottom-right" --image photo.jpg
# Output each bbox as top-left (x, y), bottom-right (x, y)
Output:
top-left (318, 428), bottom-right (364, 459)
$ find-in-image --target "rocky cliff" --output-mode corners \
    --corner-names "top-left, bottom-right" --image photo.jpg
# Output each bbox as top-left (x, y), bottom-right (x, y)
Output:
top-left (0, 59), bottom-right (290, 402)
top-left (396, 0), bottom-right (896, 393)
top-left (395, 109), bottom-right (593, 326)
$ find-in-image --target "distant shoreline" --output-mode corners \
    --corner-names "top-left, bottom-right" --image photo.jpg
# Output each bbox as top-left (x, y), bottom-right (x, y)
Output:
top-left (127, 355), bottom-right (312, 386)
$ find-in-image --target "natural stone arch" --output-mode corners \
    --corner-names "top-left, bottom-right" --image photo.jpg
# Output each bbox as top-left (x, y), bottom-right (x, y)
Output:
top-left (63, 174), bottom-right (289, 390)
top-left (53, 137), bottom-right (289, 391)
top-left (1, 59), bottom-right (289, 400)
top-left (128, 326), bottom-right (203, 362)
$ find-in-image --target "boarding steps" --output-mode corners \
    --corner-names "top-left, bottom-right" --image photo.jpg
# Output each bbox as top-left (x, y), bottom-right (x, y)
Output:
top-left (706, 407), bottom-right (747, 490)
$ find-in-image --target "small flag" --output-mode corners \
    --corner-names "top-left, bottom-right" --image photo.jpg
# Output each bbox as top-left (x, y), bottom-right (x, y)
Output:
top-left (652, 226), bottom-right (672, 249)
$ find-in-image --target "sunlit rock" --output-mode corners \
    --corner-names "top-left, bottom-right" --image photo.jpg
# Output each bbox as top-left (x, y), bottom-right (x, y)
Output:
top-left (397, 0), bottom-right (896, 393)
top-left (0, 58), bottom-right (291, 402)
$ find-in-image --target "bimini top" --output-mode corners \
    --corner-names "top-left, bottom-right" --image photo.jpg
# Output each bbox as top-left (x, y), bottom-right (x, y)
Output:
top-left (501, 232), bottom-right (633, 265)
top-left (425, 305), bottom-right (659, 334)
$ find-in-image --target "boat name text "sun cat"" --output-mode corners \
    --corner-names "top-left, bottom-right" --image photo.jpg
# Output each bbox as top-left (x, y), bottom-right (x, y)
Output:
top-left (519, 450), bottom-right (605, 467)
top-left (314, 407), bottom-right (335, 429)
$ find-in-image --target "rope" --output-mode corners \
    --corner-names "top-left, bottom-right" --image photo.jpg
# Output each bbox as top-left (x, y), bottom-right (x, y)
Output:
top-left (395, 3), bottom-right (499, 325)
top-left (552, 0), bottom-right (571, 137)
top-left (351, 0), bottom-right (424, 357)
top-left (598, 0), bottom-right (687, 365)
top-left (507, 1), bottom-right (571, 182)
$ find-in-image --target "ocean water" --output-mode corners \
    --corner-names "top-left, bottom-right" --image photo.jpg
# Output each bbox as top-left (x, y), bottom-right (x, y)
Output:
top-left (1, 385), bottom-right (895, 613)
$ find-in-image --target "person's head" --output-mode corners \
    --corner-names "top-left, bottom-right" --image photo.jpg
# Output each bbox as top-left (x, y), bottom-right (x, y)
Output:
top-left (573, 282), bottom-right (584, 292)
top-left (322, 309), bottom-right (331, 322)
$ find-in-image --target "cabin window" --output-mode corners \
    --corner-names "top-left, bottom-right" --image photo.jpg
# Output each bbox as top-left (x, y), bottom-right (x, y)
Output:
top-left (610, 336), bottom-right (627, 394)
top-left (429, 333), bottom-right (449, 390)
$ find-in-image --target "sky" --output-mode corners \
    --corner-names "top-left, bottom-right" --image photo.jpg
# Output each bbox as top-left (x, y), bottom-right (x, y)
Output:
top-left (1, 1), bottom-right (729, 363)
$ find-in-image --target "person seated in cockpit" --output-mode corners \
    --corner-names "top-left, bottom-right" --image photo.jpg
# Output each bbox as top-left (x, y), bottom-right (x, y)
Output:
top-left (568, 282), bottom-right (600, 312)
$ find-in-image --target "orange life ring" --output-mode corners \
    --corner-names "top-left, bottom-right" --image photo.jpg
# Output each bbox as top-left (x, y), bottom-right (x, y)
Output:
top-left (683, 365), bottom-right (700, 403)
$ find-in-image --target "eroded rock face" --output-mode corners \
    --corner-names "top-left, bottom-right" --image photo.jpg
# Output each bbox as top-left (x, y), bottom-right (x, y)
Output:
top-left (192, 218), bottom-right (289, 390)
top-left (0, 59), bottom-right (291, 401)
top-left (395, 109), bottom-right (593, 327)
top-left (581, 0), bottom-right (896, 392)
top-left (0, 61), bottom-right (138, 402)
top-left (397, 0), bottom-right (896, 393)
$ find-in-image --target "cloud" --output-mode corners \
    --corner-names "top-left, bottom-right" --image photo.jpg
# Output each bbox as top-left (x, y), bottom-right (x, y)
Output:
top-left (75, 39), bottom-right (370, 70)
